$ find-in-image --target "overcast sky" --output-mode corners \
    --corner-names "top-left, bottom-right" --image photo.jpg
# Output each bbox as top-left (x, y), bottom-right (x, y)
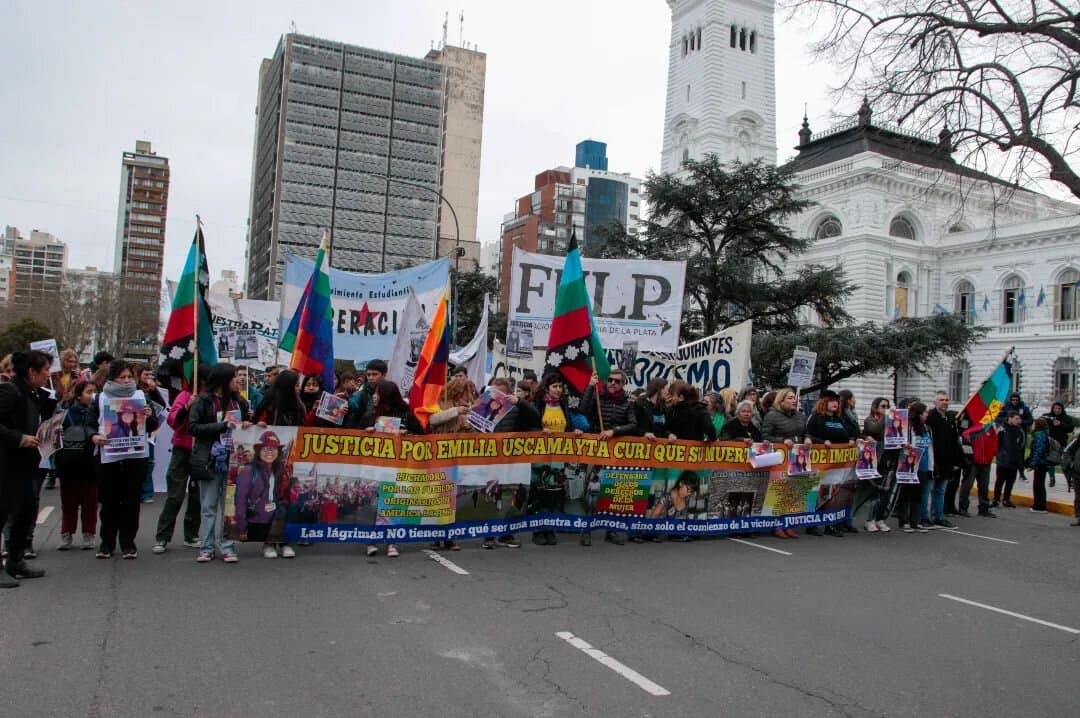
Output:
top-left (0, 0), bottom-right (842, 285)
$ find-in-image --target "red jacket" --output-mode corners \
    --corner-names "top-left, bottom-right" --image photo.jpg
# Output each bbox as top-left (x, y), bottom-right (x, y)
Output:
top-left (167, 391), bottom-right (195, 451)
top-left (971, 429), bottom-right (999, 466)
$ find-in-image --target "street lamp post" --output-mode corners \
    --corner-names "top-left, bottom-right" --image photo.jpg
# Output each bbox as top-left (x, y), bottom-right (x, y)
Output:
top-left (362, 173), bottom-right (462, 345)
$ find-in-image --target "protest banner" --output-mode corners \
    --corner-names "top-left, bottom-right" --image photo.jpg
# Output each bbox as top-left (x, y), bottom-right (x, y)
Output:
top-left (508, 247), bottom-right (686, 353)
top-left (280, 254), bottom-right (449, 366)
top-left (787, 348), bottom-right (817, 388)
top-left (492, 321), bottom-right (752, 396)
top-left (167, 282), bottom-right (281, 370)
top-left (208, 426), bottom-right (862, 544)
top-left (29, 339), bottom-right (61, 373)
top-left (99, 395), bottom-right (149, 464)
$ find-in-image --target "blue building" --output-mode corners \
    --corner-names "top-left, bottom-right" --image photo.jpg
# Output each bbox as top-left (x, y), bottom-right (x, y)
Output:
top-left (575, 139), bottom-right (609, 171)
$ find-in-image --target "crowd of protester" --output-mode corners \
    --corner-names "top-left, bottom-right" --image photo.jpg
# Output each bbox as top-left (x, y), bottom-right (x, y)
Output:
top-left (0, 345), bottom-right (1077, 589)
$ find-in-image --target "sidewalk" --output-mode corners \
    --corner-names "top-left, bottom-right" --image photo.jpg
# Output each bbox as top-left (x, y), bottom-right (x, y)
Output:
top-left (993, 471), bottom-right (1076, 517)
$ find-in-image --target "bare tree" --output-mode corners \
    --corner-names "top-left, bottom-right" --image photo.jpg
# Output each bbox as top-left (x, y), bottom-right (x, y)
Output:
top-left (793, 1), bottom-right (1080, 199)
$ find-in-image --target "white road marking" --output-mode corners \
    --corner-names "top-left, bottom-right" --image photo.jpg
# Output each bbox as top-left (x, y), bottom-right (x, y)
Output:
top-left (36, 506), bottom-right (54, 525)
top-left (422, 549), bottom-right (470, 575)
top-left (939, 528), bottom-right (1019, 545)
top-left (556, 631), bottom-right (671, 697)
top-left (939, 594), bottom-right (1080, 635)
top-left (727, 537), bottom-right (792, 556)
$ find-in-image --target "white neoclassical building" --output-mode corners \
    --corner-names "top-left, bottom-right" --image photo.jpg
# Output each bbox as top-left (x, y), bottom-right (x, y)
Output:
top-left (784, 101), bottom-right (1080, 411)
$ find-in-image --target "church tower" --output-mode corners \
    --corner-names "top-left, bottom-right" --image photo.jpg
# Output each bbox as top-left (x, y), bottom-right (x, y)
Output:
top-left (660, 0), bottom-right (776, 173)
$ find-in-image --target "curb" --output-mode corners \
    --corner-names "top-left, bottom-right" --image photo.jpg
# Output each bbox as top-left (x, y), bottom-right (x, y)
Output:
top-left (969, 487), bottom-right (1074, 517)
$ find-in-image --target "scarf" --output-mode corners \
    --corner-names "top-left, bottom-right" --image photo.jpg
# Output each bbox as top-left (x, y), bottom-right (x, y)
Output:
top-left (544, 392), bottom-right (562, 406)
top-left (103, 380), bottom-right (137, 398)
top-left (600, 383), bottom-right (626, 403)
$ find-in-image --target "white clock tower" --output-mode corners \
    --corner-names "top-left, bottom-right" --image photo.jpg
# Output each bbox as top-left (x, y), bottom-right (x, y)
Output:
top-left (660, 0), bottom-right (777, 172)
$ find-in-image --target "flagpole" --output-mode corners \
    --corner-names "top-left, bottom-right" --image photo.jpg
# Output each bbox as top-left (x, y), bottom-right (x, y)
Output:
top-left (590, 355), bottom-right (605, 433)
top-left (193, 215), bottom-right (202, 390)
top-left (956, 345), bottom-right (1014, 418)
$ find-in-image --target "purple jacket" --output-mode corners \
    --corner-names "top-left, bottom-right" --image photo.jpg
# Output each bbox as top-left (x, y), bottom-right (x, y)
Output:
top-left (233, 462), bottom-right (275, 534)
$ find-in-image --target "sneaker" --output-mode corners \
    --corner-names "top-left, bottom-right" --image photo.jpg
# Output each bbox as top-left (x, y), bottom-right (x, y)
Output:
top-left (280, 545), bottom-right (296, 558)
top-left (918, 521), bottom-right (936, 531)
top-left (495, 536), bottom-right (520, 548)
top-left (182, 539), bottom-right (201, 548)
top-left (366, 545), bottom-right (378, 557)
top-left (121, 548), bottom-right (137, 560)
top-left (95, 548), bottom-right (113, 559)
top-left (604, 531), bottom-right (625, 546)
top-left (1070, 520), bottom-right (1080, 526)
top-left (6, 562), bottom-right (45, 579)
top-left (916, 523), bottom-right (929, 533)
top-left (875, 520), bottom-right (892, 533)
top-left (482, 539), bottom-right (496, 550)
top-left (263, 545), bottom-right (279, 559)
top-left (823, 526), bottom-right (844, 537)
top-left (141, 497), bottom-right (154, 504)
top-left (783, 528), bottom-right (800, 539)
top-left (386, 545), bottom-right (399, 558)
top-left (978, 509), bottom-right (997, 518)
top-left (222, 552), bottom-right (239, 563)
top-left (151, 543), bottom-right (166, 554)
top-left (864, 520), bottom-right (879, 533)
top-left (196, 551), bottom-right (213, 562)
top-left (902, 524), bottom-right (915, 533)
top-left (990, 500), bottom-right (1000, 508)
top-left (955, 510), bottom-right (971, 517)
top-left (23, 547), bottom-right (37, 559)
top-left (82, 534), bottom-right (96, 550)
top-left (1002, 500), bottom-right (1016, 508)
top-left (1029, 508), bottom-right (1048, 514)
top-left (934, 519), bottom-right (956, 529)
top-left (58, 533), bottom-right (74, 551)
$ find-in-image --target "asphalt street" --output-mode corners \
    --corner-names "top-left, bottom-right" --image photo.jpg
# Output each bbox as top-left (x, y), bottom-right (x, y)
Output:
top-left (2, 496), bottom-right (1078, 718)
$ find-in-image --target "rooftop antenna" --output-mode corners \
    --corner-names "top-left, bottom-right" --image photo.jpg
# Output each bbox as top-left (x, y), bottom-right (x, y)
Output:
top-left (442, 11), bottom-right (448, 49)
top-left (459, 10), bottom-right (464, 46)
top-left (290, 20), bottom-right (297, 34)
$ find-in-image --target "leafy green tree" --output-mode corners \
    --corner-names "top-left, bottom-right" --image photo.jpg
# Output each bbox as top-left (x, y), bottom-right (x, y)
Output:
top-left (752, 316), bottom-right (987, 393)
top-left (0, 317), bottom-right (54, 358)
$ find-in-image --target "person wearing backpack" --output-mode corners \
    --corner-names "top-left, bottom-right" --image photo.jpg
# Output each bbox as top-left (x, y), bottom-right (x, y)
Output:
top-left (1041, 402), bottom-right (1074, 489)
top-left (55, 380), bottom-right (99, 551)
top-left (1026, 418), bottom-right (1052, 513)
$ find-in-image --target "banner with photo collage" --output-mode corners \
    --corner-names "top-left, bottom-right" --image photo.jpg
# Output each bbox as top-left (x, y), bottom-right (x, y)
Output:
top-left (220, 427), bottom-right (859, 544)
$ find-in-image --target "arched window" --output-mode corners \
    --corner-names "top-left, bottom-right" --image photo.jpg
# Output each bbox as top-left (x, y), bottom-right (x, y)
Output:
top-left (889, 216), bottom-right (916, 240)
top-left (1055, 356), bottom-right (1077, 406)
top-left (814, 215), bottom-right (842, 240)
top-left (948, 358), bottom-right (970, 403)
top-left (682, 147), bottom-right (690, 163)
top-left (1002, 274), bottom-right (1024, 324)
top-left (1056, 268), bottom-right (1080, 322)
top-left (955, 280), bottom-right (975, 323)
top-left (895, 271), bottom-right (912, 319)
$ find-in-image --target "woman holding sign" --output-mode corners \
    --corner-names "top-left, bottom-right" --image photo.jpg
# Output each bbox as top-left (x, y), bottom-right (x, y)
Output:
top-left (90, 360), bottom-right (158, 559)
top-left (761, 388), bottom-right (811, 539)
top-left (898, 402), bottom-right (932, 534)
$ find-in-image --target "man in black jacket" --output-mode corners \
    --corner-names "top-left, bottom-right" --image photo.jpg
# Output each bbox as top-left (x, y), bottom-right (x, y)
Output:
top-left (0, 350), bottom-right (54, 587)
top-left (927, 392), bottom-right (963, 526)
top-left (580, 369), bottom-right (641, 546)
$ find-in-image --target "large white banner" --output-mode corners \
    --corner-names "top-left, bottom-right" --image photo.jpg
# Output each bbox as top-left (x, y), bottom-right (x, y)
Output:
top-left (493, 320), bottom-right (752, 395)
top-left (281, 254), bottom-right (449, 366)
top-left (507, 247), bottom-right (686, 353)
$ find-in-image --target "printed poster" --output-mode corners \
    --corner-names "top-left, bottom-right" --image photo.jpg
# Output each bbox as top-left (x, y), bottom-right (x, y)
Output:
top-left (466, 387), bottom-right (513, 432)
top-left (884, 408), bottom-right (909, 449)
top-left (505, 320), bottom-right (535, 360)
top-left (895, 446), bottom-right (922, 484)
top-left (787, 444), bottom-right (813, 476)
top-left (100, 395), bottom-right (148, 464)
top-left (595, 468), bottom-right (651, 515)
top-left (224, 427), bottom-right (299, 542)
top-left (748, 441), bottom-right (784, 469)
top-left (29, 339), bottom-right (61, 373)
top-left (316, 392), bottom-right (349, 426)
top-left (36, 409), bottom-right (66, 461)
top-left (855, 439), bottom-right (880, 479)
top-left (374, 416), bottom-right (402, 433)
top-left (787, 349), bottom-right (817, 388)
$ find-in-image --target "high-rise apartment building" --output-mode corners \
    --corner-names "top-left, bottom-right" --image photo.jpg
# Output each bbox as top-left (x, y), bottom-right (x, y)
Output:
top-left (245, 33), bottom-right (486, 300)
top-left (113, 140), bottom-right (170, 321)
top-left (6, 227), bottom-right (68, 307)
top-left (498, 142), bottom-right (641, 310)
top-left (660, 0), bottom-right (776, 172)
top-left (426, 43), bottom-right (486, 272)
top-left (0, 255), bottom-right (14, 308)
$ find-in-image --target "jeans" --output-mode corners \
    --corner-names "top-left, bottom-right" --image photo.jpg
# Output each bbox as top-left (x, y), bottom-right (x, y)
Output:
top-left (994, 466), bottom-right (1018, 503)
top-left (0, 472), bottom-right (36, 565)
top-left (140, 442), bottom-right (155, 501)
top-left (928, 476), bottom-right (948, 522)
top-left (919, 476), bottom-right (937, 523)
top-left (1032, 465), bottom-right (1048, 511)
top-left (154, 447), bottom-right (200, 544)
top-left (98, 459), bottom-right (147, 552)
top-left (197, 470), bottom-right (234, 556)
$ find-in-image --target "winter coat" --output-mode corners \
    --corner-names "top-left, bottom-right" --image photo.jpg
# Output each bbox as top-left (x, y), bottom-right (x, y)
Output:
top-left (0, 378), bottom-right (46, 511)
top-left (345, 384), bottom-right (375, 429)
top-left (580, 385), bottom-right (640, 437)
top-left (493, 401), bottom-right (541, 432)
top-left (1027, 429), bottom-right (1050, 468)
top-left (996, 393), bottom-right (1033, 431)
top-left (996, 424), bottom-right (1025, 469)
top-left (719, 418), bottom-right (762, 442)
top-left (863, 414), bottom-right (886, 443)
top-left (805, 413), bottom-right (856, 444)
top-left (666, 401), bottom-right (717, 441)
top-left (1042, 408), bottom-right (1074, 447)
top-left (761, 408), bottom-right (807, 443)
top-left (167, 390), bottom-right (196, 451)
top-left (633, 396), bottom-right (667, 436)
top-left (927, 408), bottom-right (963, 473)
top-left (188, 392), bottom-right (250, 476)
